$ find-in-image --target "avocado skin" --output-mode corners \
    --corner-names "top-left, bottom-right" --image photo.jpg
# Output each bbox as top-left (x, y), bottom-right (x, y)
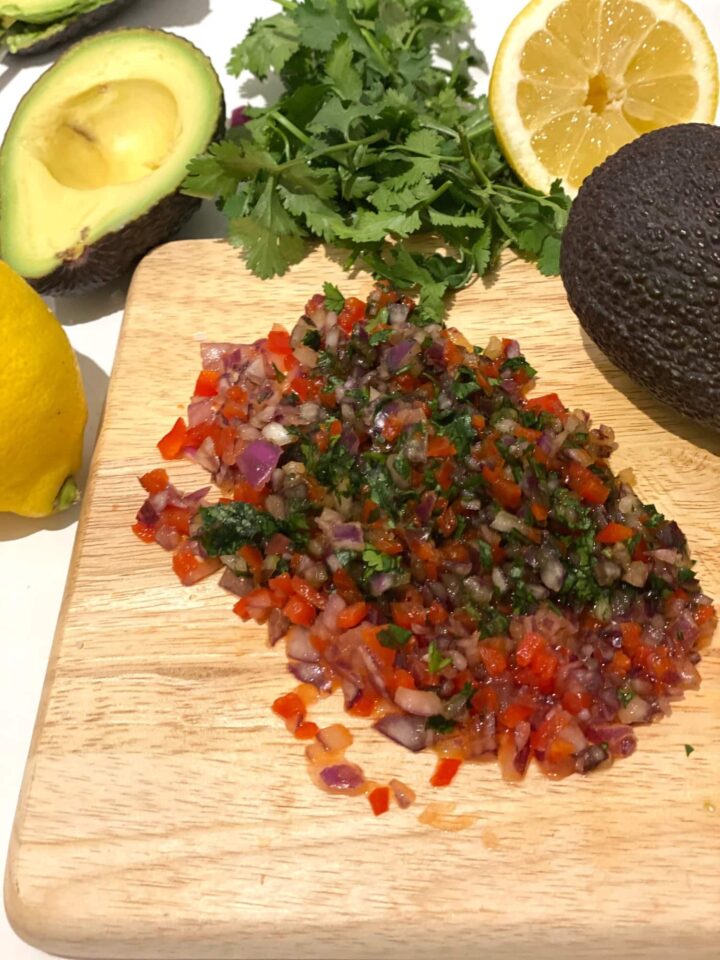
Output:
top-left (560, 123), bottom-right (720, 430)
top-left (8, 0), bottom-right (137, 55)
top-left (32, 191), bottom-right (202, 296)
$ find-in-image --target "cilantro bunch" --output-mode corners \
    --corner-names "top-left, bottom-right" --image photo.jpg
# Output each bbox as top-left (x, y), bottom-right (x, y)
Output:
top-left (184, 0), bottom-right (571, 320)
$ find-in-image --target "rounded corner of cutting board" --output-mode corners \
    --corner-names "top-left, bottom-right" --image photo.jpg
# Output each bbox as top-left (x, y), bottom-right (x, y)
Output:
top-left (4, 845), bottom-right (56, 957)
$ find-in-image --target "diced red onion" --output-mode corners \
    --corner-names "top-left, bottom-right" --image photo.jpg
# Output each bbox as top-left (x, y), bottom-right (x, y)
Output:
top-left (617, 695), bottom-right (653, 725)
top-left (368, 571), bottom-right (397, 596)
top-left (200, 342), bottom-right (235, 372)
top-left (374, 713), bottom-right (428, 752)
top-left (330, 522), bottom-right (364, 550)
top-left (492, 567), bottom-right (508, 593)
top-left (267, 607), bottom-right (290, 646)
top-left (317, 724), bottom-right (353, 753)
top-left (394, 686), bottom-right (442, 716)
top-left (154, 524), bottom-right (180, 551)
top-left (285, 625), bottom-right (319, 662)
top-left (586, 723), bottom-right (637, 758)
top-left (293, 344), bottom-right (318, 368)
top-left (623, 561), bottom-right (650, 588)
top-left (236, 439), bottom-right (281, 489)
top-left (539, 555), bottom-right (565, 592)
top-left (341, 678), bottom-right (361, 710)
top-left (319, 763), bottom-right (365, 793)
top-left (262, 422), bottom-right (293, 445)
top-left (187, 397), bottom-right (215, 427)
top-left (289, 660), bottom-right (332, 691)
top-left (218, 568), bottom-right (253, 597)
top-left (386, 339), bottom-right (417, 372)
top-left (184, 439), bottom-right (219, 474)
top-left (389, 778), bottom-right (416, 809)
top-left (299, 402), bottom-right (321, 423)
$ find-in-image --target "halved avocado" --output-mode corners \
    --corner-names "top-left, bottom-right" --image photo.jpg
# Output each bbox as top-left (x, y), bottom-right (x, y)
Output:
top-left (0, 28), bottom-right (225, 294)
top-left (2, 0), bottom-right (137, 55)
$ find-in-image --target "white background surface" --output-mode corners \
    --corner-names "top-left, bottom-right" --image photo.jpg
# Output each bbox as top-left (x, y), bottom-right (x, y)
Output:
top-left (0, 1), bottom-right (717, 957)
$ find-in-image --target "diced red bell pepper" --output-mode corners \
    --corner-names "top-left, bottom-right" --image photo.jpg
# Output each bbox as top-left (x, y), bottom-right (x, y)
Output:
top-left (290, 576), bottom-right (326, 609)
top-left (337, 297), bottom-right (366, 335)
top-left (139, 468), bottom-right (169, 494)
top-left (283, 594), bottom-right (317, 626)
top-left (596, 522), bottom-right (634, 544)
top-left (132, 520), bottom-right (156, 543)
top-left (157, 418), bottom-right (188, 460)
top-left (368, 786), bottom-right (390, 816)
top-left (427, 435), bottom-right (456, 458)
top-left (160, 505), bottom-right (190, 536)
top-left (477, 645), bottom-right (508, 678)
top-left (430, 757), bottom-right (462, 787)
top-left (172, 542), bottom-right (220, 586)
top-left (567, 462), bottom-right (610, 505)
top-left (526, 392), bottom-right (566, 417)
top-left (194, 369), bottom-right (220, 397)
top-left (267, 325), bottom-right (293, 355)
top-left (336, 601), bottom-right (368, 631)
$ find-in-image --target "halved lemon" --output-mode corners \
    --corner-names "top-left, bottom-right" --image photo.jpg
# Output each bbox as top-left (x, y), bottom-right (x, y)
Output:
top-left (489, 0), bottom-right (719, 194)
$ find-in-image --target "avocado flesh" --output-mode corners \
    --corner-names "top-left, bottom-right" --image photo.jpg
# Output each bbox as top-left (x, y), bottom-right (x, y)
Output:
top-left (3, 0), bottom-right (136, 54)
top-left (0, 28), bottom-right (225, 294)
top-left (0, 0), bottom-right (91, 24)
top-left (560, 123), bottom-right (720, 430)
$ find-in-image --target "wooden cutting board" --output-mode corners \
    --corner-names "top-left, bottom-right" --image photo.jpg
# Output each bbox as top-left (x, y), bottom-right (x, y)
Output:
top-left (6, 240), bottom-right (720, 960)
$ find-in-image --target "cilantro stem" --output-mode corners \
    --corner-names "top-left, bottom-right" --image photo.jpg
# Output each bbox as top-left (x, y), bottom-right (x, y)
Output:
top-left (458, 127), bottom-right (491, 190)
top-left (277, 131), bottom-right (388, 171)
top-left (360, 27), bottom-right (392, 73)
top-left (420, 120), bottom-right (460, 141)
top-left (272, 111), bottom-right (312, 146)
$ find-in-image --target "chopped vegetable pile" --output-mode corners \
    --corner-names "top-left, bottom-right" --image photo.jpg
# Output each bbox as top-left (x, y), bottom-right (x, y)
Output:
top-left (184, 0), bottom-right (571, 322)
top-left (135, 283), bottom-right (716, 796)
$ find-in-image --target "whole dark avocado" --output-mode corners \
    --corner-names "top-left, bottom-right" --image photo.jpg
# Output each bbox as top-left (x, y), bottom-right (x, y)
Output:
top-left (560, 123), bottom-right (720, 430)
top-left (2, 0), bottom-right (137, 55)
top-left (0, 28), bottom-right (225, 295)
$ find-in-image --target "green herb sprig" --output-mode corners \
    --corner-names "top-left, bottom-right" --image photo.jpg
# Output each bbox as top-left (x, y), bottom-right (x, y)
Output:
top-left (184, 0), bottom-right (571, 321)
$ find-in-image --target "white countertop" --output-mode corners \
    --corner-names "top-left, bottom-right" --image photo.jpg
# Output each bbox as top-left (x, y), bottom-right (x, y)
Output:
top-left (0, 1), bottom-right (717, 957)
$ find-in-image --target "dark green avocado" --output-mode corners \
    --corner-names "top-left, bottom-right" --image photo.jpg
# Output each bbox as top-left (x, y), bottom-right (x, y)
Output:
top-left (1, 0), bottom-right (136, 54)
top-left (0, 28), bottom-right (225, 295)
top-left (560, 123), bottom-right (720, 430)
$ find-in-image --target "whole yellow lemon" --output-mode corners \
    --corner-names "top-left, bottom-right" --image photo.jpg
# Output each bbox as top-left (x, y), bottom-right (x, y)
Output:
top-left (0, 261), bottom-right (87, 517)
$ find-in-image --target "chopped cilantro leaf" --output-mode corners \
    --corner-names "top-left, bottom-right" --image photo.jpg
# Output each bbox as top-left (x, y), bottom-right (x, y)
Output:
top-left (427, 639), bottom-right (452, 674)
top-left (323, 282), bottom-right (345, 313)
top-left (685, 744), bottom-right (695, 756)
top-left (302, 328), bottom-right (322, 350)
top-left (378, 624), bottom-right (412, 649)
top-left (617, 688), bottom-right (635, 707)
top-left (426, 715), bottom-right (457, 734)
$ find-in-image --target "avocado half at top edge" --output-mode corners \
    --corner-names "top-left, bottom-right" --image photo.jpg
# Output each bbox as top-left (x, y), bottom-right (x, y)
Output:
top-left (0, 28), bottom-right (225, 295)
top-left (1, 0), bottom-right (137, 55)
top-left (559, 123), bottom-right (720, 431)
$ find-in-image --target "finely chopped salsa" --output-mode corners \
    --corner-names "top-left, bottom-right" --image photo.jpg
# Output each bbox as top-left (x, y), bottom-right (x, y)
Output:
top-left (134, 283), bottom-right (716, 810)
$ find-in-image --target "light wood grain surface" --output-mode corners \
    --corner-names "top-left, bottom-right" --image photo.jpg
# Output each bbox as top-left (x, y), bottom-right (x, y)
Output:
top-left (5, 240), bottom-right (719, 960)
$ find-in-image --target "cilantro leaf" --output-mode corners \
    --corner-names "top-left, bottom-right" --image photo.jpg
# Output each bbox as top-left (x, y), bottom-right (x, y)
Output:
top-left (326, 35), bottom-right (363, 101)
top-left (379, 624), bottom-right (412, 649)
top-left (196, 502), bottom-right (281, 557)
top-left (426, 715), bottom-right (457, 734)
top-left (427, 639), bottom-right (452, 674)
top-left (685, 744), bottom-right (695, 756)
top-left (227, 14), bottom-right (300, 79)
top-left (323, 282), bottom-right (345, 314)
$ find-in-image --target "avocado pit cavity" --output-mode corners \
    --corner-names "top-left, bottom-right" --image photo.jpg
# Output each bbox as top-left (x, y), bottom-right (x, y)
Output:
top-left (42, 79), bottom-right (180, 190)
